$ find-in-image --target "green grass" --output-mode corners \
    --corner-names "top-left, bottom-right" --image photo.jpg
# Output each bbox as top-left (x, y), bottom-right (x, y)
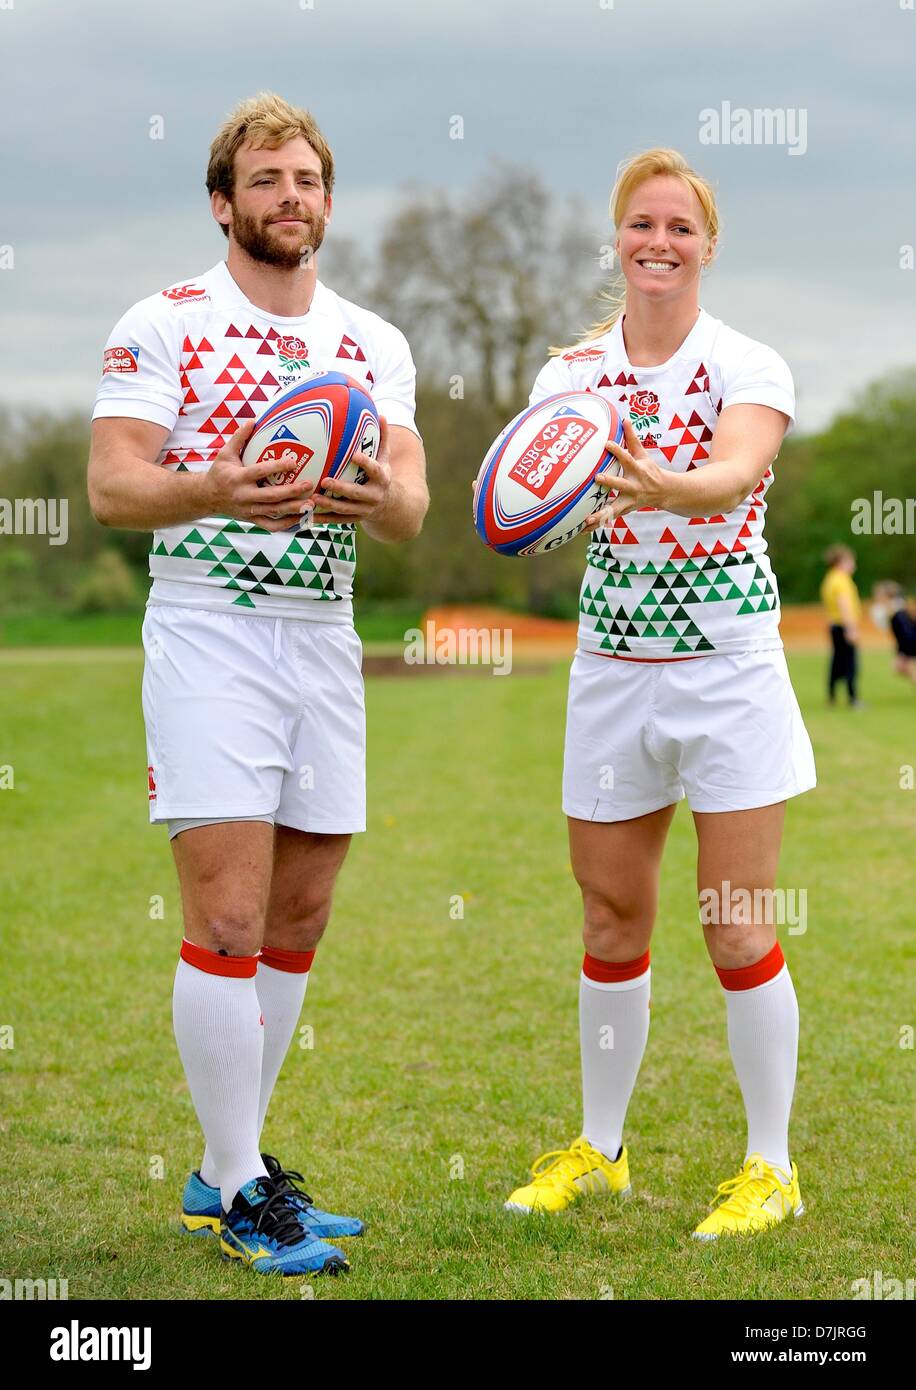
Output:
top-left (0, 603), bottom-right (424, 648)
top-left (0, 647), bottom-right (912, 1300)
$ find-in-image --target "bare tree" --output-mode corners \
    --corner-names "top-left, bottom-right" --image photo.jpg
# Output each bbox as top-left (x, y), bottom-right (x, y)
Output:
top-left (372, 163), bottom-right (604, 417)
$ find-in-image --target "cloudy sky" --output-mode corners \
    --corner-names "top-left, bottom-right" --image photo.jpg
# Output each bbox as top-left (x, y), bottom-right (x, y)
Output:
top-left (2, 0), bottom-right (914, 431)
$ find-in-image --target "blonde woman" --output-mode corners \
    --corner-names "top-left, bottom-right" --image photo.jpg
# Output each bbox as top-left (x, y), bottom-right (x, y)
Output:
top-left (504, 149), bottom-right (816, 1240)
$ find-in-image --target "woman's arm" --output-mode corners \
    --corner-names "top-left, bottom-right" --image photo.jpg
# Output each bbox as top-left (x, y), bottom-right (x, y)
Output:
top-left (585, 403), bottom-right (791, 527)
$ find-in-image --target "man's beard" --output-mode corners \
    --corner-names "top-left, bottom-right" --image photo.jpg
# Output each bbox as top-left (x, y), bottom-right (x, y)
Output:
top-left (230, 205), bottom-right (326, 269)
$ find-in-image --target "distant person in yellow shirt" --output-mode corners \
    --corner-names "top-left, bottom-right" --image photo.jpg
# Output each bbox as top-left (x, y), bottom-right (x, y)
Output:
top-left (820, 545), bottom-right (862, 708)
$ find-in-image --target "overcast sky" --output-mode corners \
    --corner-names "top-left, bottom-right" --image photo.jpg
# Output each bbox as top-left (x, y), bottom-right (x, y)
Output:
top-left (2, 0), bottom-right (914, 432)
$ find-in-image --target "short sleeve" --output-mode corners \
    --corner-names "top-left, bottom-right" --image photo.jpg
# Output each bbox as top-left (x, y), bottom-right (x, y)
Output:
top-left (528, 354), bottom-right (572, 408)
top-left (91, 299), bottom-right (183, 431)
top-left (722, 341), bottom-right (796, 436)
top-left (368, 323), bottom-right (420, 437)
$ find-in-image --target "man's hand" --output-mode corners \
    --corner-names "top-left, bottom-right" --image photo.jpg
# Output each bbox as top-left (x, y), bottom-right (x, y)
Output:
top-left (583, 419), bottom-right (672, 530)
top-left (309, 416), bottom-right (393, 526)
top-left (203, 419), bottom-right (319, 532)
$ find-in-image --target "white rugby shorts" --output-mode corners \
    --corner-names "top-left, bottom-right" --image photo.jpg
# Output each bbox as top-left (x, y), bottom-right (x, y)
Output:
top-left (563, 647), bottom-right (816, 821)
top-left (141, 604), bottom-right (365, 833)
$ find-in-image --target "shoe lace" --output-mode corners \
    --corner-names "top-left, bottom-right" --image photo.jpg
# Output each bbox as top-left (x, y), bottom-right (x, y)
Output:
top-left (247, 1176), bottom-right (309, 1247)
top-left (710, 1155), bottom-right (787, 1218)
top-left (261, 1153), bottom-right (315, 1209)
top-left (528, 1141), bottom-right (601, 1202)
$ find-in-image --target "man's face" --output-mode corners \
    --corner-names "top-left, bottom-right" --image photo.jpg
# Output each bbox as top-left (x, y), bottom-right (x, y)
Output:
top-left (220, 135), bottom-right (331, 269)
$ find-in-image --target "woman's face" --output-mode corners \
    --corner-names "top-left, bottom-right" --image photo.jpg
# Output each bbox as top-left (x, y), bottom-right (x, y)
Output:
top-left (616, 175), bottom-right (713, 300)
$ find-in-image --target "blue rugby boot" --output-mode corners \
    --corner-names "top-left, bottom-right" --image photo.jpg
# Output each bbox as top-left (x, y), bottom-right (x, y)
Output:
top-left (220, 1176), bottom-right (349, 1278)
top-left (181, 1155), bottom-right (365, 1240)
top-left (261, 1153), bottom-right (365, 1240)
top-left (180, 1169), bottom-right (221, 1237)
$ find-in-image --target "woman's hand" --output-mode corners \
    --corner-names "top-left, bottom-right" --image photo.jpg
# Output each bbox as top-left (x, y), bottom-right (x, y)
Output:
top-left (584, 419), bottom-right (672, 530)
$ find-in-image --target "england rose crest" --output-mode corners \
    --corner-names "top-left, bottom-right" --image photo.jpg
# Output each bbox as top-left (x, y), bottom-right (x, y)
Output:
top-left (276, 336), bottom-right (310, 373)
top-left (629, 389), bottom-right (660, 433)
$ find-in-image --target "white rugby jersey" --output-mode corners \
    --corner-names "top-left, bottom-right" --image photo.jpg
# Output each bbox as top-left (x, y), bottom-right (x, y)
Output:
top-left (92, 260), bottom-right (420, 622)
top-left (528, 308), bottom-right (796, 659)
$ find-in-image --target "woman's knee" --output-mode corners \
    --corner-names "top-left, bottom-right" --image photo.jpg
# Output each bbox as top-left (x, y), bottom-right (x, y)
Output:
top-left (579, 886), bottom-right (654, 960)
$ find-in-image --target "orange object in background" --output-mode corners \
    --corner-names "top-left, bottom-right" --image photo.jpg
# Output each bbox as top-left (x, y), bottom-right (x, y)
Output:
top-left (422, 603), bottom-right (890, 660)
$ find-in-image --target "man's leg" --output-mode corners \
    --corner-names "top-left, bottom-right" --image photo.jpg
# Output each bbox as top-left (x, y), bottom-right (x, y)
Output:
top-left (255, 828), bottom-right (352, 1138)
top-left (847, 639), bottom-right (859, 704)
top-left (171, 820), bottom-right (275, 1213)
top-left (828, 626), bottom-right (844, 703)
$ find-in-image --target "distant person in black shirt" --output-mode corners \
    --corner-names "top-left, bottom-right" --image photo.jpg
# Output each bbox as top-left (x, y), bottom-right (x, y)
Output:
top-left (872, 582), bottom-right (916, 686)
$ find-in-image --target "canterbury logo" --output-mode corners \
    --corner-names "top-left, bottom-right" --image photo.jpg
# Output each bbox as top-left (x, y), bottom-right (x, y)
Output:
top-left (162, 283), bottom-right (206, 301)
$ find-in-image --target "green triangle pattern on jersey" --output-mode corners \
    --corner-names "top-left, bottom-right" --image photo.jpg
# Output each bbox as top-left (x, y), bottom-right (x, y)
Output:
top-left (584, 552), bottom-right (778, 655)
top-left (148, 521), bottom-right (357, 605)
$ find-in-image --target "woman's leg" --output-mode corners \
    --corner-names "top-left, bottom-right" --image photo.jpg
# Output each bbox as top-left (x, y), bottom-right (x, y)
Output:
top-left (569, 804), bottom-right (677, 1160)
top-left (694, 802), bottom-right (797, 1174)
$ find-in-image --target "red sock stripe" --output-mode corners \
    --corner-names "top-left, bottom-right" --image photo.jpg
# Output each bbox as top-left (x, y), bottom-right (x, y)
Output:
top-left (179, 938), bottom-right (258, 979)
top-left (582, 950), bottom-right (650, 984)
top-left (715, 941), bottom-right (785, 991)
top-left (258, 945), bottom-right (315, 974)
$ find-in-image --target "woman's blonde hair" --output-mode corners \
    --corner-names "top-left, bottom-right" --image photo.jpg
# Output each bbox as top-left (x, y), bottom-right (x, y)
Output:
top-left (206, 91), bottom-right (335, 239)
top-left (552, 147), bottom-right (719, 354)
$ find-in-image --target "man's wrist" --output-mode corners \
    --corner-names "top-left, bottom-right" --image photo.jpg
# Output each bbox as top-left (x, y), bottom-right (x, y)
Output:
top-left (188, 468), bottom-right (217, 518)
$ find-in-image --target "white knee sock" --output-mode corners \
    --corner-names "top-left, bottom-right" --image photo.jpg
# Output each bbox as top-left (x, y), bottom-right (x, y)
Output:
top-left (173, 941), bottom-right (268, 1211)
top-left (199, 946), bottom-right (313, 1188)
top-left (579, 951), bottom-right (651, 1161)
top-left (717, 943), bottom-right (798, 1175)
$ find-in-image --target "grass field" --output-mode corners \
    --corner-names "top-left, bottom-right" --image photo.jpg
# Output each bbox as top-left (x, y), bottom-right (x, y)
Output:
top-left (1, 645), bottom-right (912, 1300)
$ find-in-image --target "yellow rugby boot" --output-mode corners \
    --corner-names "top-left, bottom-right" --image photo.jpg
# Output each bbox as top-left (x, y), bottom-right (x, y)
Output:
top-left (692, 1154), bottom-right (803, 1241)
top-left (505, 1137), bottom-right (631, 1214)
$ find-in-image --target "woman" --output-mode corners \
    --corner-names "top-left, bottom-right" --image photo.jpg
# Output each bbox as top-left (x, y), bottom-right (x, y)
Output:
top-left (504, 148), bottom-right (816, 1239)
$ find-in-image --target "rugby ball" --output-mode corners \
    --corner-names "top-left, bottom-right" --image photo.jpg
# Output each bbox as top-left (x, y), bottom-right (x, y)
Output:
top-left (242, 371), bottom-right (380, 516)
top-left (473, 391), bottom-right (624, 555)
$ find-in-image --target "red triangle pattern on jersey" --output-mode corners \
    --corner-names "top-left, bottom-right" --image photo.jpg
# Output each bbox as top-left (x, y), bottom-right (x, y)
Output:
top-left (178, 336), bottom-right (215, 414)
top-left (604, 369), bottom-right (638, 411)
top-left (658, 522), bottom-right (750, 562)
top-left (657, 409), bottom-right (715, 467)
top-left (337, 334), bottom-right (367, 362)
top-left (195, 358), bottom-right (282, 444)
top-left (685, 362), bottom-right (710, 395)
top-left (658, 526), bottom-right (690, 561)
top-left (225, 322), bottom-right (284, 357)
top-left (607, 516), bottom-right (639, 545)
top-left (161, 447), bottom-right (219, 467)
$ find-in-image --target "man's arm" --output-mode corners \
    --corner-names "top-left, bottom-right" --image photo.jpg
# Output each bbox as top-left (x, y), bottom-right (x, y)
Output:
top-left (361, 425), bottom-right (428, 543)
top-left (837, 587), bottom-right (859, 642)
top-left (87, 417), bottom-right (318, 532)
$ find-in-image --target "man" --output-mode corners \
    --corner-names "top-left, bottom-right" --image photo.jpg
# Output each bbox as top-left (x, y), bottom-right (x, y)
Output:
top-left (88, 91), bottom-right (428, 1278)
top-left (820, 545), bottom-right (862, 708)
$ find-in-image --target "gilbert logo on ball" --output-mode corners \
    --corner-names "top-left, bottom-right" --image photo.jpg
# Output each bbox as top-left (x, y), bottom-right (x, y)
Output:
top-left (243, 371), bottom-right (380, 524)
top-left (474, 391), bottom-right (623, 555)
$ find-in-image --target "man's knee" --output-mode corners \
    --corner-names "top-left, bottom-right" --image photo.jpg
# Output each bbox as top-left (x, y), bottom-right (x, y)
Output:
top-left (265, 895), bottom-right (333, 952)
top-left (194, 910), bottom-right (265, 958)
